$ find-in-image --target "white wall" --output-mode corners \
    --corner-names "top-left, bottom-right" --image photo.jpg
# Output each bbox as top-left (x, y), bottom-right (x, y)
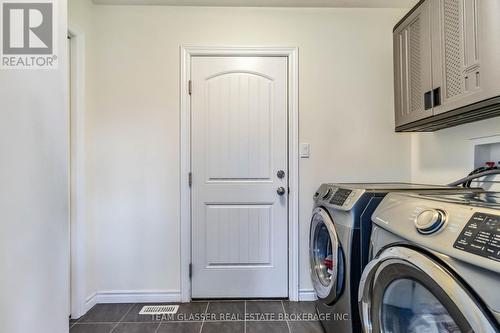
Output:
top-left (411, 117), bottom-right (500, 187)
top-left (0, 1), bottom-right (69, 332)
top-left (69, 1), bottom-right (411, 306)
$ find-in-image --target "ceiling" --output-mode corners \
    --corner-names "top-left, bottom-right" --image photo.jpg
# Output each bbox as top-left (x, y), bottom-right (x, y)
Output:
top-left (92, 0), bottom-right (419, 8)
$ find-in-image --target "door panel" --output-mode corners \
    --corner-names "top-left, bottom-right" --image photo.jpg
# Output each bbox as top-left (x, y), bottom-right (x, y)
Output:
top-left (205, 205), bottom-right (272, 266)
top-left (205, 73), bottom-right (272, 180)
top-left (394, 0), bottom-right (434, 126)
top-left (433, 0), bottom-right (483, 115)
top-left (191, 56), bottom-right (288, 298)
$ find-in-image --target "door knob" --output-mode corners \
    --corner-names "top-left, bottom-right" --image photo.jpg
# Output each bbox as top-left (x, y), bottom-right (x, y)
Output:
top-left (277, 187), bottom-right (286, 196)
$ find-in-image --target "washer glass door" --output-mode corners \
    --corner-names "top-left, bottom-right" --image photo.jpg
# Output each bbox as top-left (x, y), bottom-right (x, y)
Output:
top-left (381, 278), bottom-right (459, 332)
top-left (310, 208), bottom-right (343, 304)
top-left (359, 247), bottom-right (497, 333)
top-left (313, 222), bottom-right (334, 286)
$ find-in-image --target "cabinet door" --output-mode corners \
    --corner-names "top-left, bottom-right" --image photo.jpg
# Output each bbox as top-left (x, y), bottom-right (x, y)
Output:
top-left (394, 1), bottom-right (434, 128)
top-left (431, 0), bottom-right (482, 115)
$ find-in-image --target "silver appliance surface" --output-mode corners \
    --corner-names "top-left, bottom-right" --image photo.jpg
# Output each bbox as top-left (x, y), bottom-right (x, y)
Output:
top-left (310, 183), bottom-right (483, 333)
top-left (312, 183), bottom-right (477, 213)
top-left (417, 191), bottom-right (500, 208)
top-left (359, 191), bottom-right (500, 333)
top-left (330, 182), bottom-right (453, 190)
top-left (371, 192), bottom-right (500, 271)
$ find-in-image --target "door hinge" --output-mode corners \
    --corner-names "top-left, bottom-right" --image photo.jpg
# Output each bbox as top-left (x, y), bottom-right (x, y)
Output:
top-left (188, 80), bottom-right (192, 95)
top-left (188, 172), bottom-right (192, 187)
top-left (189, 263), bottom-right (192, 279)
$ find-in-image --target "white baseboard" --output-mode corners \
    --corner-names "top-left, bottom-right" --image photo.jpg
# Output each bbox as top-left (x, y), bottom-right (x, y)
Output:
top-left (298, 289), bottom-right (317, 301)
top-left (84, 289), bottom-right (181, 313)
top-left (80, 288), bottom-right (313, 318)
top-left (84, 292), bottom-right (98, 315)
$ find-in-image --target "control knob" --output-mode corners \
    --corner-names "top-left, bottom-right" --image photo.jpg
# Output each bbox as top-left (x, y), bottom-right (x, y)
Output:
top-left (415, 209), bottom-right (447, 234)
top-left (322, 188), bottom-right (332, 199)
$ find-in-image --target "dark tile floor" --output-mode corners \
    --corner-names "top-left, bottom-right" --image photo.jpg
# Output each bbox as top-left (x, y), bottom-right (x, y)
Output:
top-left (70, 300), bottom-right (325, 333)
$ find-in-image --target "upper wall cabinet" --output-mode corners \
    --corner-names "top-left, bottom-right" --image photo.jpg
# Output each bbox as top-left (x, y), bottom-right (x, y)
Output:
top-left (394, 0), bottom-right (500, 132)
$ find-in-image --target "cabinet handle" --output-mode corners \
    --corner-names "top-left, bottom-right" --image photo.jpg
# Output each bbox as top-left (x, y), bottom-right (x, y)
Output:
top-left (433, 87), bottom-right (441, 107)
top-left (424, 91), bottom-right (433, 110)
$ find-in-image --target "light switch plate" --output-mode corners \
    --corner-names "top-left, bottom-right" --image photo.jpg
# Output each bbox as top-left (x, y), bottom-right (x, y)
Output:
top-left (300, 143), bottom-right (310, 158)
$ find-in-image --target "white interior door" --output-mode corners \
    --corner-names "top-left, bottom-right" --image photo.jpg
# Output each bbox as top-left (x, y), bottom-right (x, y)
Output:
top-left (191, 56), bottom-right (288, 298)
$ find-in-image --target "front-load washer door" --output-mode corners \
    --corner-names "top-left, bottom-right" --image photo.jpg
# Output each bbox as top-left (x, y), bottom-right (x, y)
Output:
top-left (359, 246), bottom-right (498, 333)
top-left (310, 207), bottom-right (344, 305)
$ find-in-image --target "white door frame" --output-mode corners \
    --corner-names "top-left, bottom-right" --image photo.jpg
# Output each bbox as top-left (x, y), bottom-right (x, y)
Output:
top-left (68, 25), bottom-right (87, 319)
top-left (180, 46), bottom-right (299, 302)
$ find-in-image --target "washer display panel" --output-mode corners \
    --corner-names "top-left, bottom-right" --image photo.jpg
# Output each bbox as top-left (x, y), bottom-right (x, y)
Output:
top-left (381, 279), bottom-right (459, 333)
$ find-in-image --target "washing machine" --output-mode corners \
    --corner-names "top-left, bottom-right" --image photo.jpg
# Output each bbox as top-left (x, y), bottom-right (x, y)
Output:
top-left (359, 191), bottom-right (500, 333)
top-left (309, 183), bottom-right (476, 333)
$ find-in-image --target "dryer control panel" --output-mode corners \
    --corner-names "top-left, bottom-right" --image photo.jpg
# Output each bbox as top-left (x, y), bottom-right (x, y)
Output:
top-left (454, 212), bottom-right (500, 262)
top-left (329, 188), bottom-right (353, 206)
top-left (313, 184), bottom-right (359, 211)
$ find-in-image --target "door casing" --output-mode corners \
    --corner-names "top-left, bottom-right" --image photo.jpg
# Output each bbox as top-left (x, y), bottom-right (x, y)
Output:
top-left (180, 46), bottom-right (299, 302)
top-left (68, 25), bottom-right (87, 319)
